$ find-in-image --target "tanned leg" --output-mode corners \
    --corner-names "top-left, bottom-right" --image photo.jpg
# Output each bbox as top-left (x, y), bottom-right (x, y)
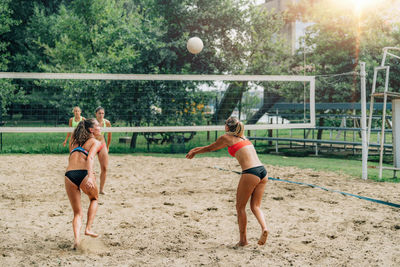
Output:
top-left (65, 178), bottom-right (83, 249)
top-left (98, 147), bottom-right (108, 194)
top-left (80, 177), bottom-right (99, 237)
top-left (236, 174), bottom-right (261, 246)
top-left (250, 178), bottom-right (269, 245)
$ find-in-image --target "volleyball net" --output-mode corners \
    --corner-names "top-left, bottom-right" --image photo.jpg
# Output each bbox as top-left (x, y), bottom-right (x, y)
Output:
top-left (0, 73), bottom-right (315, 133)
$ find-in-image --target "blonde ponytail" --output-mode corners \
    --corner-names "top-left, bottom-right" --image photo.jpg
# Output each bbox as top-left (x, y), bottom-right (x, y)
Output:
top-left (225, 117), bottom-right (245, 137)
top-left (234, 121), bottom-right (244, 137)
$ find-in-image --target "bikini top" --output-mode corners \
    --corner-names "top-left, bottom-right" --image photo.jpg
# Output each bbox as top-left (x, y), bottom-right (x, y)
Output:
top-left (227, 139), bottom-right (253, 157)
top-left (98, 119), bottom-right (107, 128)
top-left (70, 146), bottom-right (89, 157)
top-left (71, 117), bottom-right (83, 127)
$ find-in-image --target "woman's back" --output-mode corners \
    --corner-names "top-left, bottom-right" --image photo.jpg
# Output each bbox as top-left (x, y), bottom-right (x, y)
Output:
top-left (67, 139), bottom-right (96, 171)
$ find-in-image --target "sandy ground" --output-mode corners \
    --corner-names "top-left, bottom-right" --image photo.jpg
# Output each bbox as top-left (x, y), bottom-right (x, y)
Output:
top-left (0, 154), bottom-right (399, 266)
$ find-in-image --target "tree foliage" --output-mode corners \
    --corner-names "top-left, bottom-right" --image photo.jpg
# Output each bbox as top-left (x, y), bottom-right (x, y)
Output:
top-left (212, 2), bottom-right (292, 123)
top-left (287, 0), bottom-right (400, 103)
top-left (0, 0), bottom-right (24, 116)
top-left (4, 0), bottom-right (291, 127)
top-left (2, 0), bottom-right (400, 130)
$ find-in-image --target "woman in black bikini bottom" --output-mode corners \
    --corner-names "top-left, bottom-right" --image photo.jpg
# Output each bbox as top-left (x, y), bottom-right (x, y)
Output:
top-left (186, 117), bottom-right (269, 247)
top-left (65, 119), bottom-right (101, 249)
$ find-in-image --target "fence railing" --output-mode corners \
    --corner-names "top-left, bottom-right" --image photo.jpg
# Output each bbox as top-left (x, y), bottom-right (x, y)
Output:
top-left (248, 126), bottom-right (392, 156)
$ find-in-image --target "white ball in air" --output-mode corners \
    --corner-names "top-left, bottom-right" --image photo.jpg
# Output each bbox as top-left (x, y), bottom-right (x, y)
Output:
top-left (187, 37), bottom-right (204, 54)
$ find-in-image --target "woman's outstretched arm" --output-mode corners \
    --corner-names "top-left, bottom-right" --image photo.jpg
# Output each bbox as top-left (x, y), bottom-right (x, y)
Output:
top-left (63, 118), bottom-right (73, 146)
top-left (186, 135), bottom-right (228, 159)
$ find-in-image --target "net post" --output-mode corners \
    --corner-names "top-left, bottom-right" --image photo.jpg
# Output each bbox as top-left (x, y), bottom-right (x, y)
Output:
top-left (309, 76), bottom-right (316, 127)
top-left (0, 98), bottom-right (2, 151)
top-left (207, 120), bottom-right (210, 141)
top-left (360, 62), bottom-right (368, 180)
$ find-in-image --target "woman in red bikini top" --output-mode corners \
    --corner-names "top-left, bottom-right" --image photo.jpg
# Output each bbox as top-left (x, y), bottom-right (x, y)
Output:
top-left (186, 116), bottom-right (269, 247)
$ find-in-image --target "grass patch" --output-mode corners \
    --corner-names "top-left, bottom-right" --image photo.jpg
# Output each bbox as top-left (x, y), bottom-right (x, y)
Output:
top-left (256, 154), bottom-right (399, 182)
top-left (0, 130), bottom-right (398, 182)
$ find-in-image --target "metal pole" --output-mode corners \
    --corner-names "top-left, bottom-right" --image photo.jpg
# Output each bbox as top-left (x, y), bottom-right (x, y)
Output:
top-left (392, 99), bottom-right (400, 178)
top-left (360, 62), bottom-right (368, 180)
top-left (0, 98), bottom-right (3, 151)
top-left (239, 96), bottom-right (242, 121)
top-left (275, 109), bottom-right (278, 153)
top-left (379, 94), bottom-right (387, 179)
top-left (378, 67), bottom-right (390, 179)
top-left (0, 98), bottom-right (2, 151)
top-left (215, 95), bottom-right (218, 141)
top-left (367, 68), bottom-right (378, 145)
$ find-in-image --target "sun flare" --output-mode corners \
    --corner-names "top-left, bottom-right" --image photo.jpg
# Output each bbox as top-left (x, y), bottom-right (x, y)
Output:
top-left (335, 0), bottom-right (385, 14)
top-left (354, 0), bottom-right (383, 13)
top-left (355, 0), bottom-right (385, 8)
top-left (354, 0), bottom-right (381, 7)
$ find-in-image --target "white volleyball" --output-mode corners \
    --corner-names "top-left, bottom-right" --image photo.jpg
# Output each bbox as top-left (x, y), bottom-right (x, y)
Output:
top-left (187, 37), bottom-right (204, 54)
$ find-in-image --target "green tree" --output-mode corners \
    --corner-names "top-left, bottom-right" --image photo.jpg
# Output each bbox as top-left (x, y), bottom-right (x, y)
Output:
top-left (133, 1), bottom-right (291, 124)
top-left (288, 0), bottom-right (400, 103)
top-left (4, 0), bottom-right (291, 131)
top-left (30, 0), bottom-right (218, 147)
top-left (241, 90), bottom-right (261, 120)
top-left (35, 0), bottom-right (153, 126)
top-left (5, 0), bottom-right (64, 72)
top-left (0, 0), bottom-right (24, 117)
top-left (287, 0), bottom-right (400, 137)
top-left (212, 2), bottom-right (292, 124)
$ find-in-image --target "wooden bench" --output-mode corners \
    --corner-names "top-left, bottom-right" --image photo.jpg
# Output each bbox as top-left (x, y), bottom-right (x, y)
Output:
top-left (143, 132), bottom-right (196, 152)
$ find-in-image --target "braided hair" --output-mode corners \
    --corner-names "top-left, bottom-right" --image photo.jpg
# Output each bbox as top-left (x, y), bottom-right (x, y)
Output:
top-left (225, 117), bottom-right (244, 137)
top-left (71, 118), bottom-right (97, 147)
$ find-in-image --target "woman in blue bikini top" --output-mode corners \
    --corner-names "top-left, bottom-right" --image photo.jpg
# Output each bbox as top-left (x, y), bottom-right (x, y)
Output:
top-left (65, 118), bottom-right (101, 249)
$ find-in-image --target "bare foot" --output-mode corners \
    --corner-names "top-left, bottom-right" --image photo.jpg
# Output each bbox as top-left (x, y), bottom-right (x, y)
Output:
top-left (235, 241), bottom-right (249, 247)
top-left (73, 240), bottom-right (80, 250)
top-left (85, 229), bottom-right (99, 238)
top-left (258, 229), bottom-right (269, 245)
top-left (100, 191), bottom-right (106, 195)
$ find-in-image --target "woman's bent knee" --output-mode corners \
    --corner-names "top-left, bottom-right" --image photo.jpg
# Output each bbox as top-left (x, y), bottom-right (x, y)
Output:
top-left (250, 205), bottom-right (260, 213)
top-left (88, 190), bottom-right (98, 201)
top-left (81, 186), bottom-right (98, 200)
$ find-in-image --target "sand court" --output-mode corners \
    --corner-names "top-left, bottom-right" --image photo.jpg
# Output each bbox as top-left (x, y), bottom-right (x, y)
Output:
top-left (0, 154), bottom-right (399, 266)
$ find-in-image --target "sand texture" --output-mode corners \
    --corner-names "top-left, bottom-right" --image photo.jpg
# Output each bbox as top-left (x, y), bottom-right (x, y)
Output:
top-left (0, 155), bottom-right (399, 266)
